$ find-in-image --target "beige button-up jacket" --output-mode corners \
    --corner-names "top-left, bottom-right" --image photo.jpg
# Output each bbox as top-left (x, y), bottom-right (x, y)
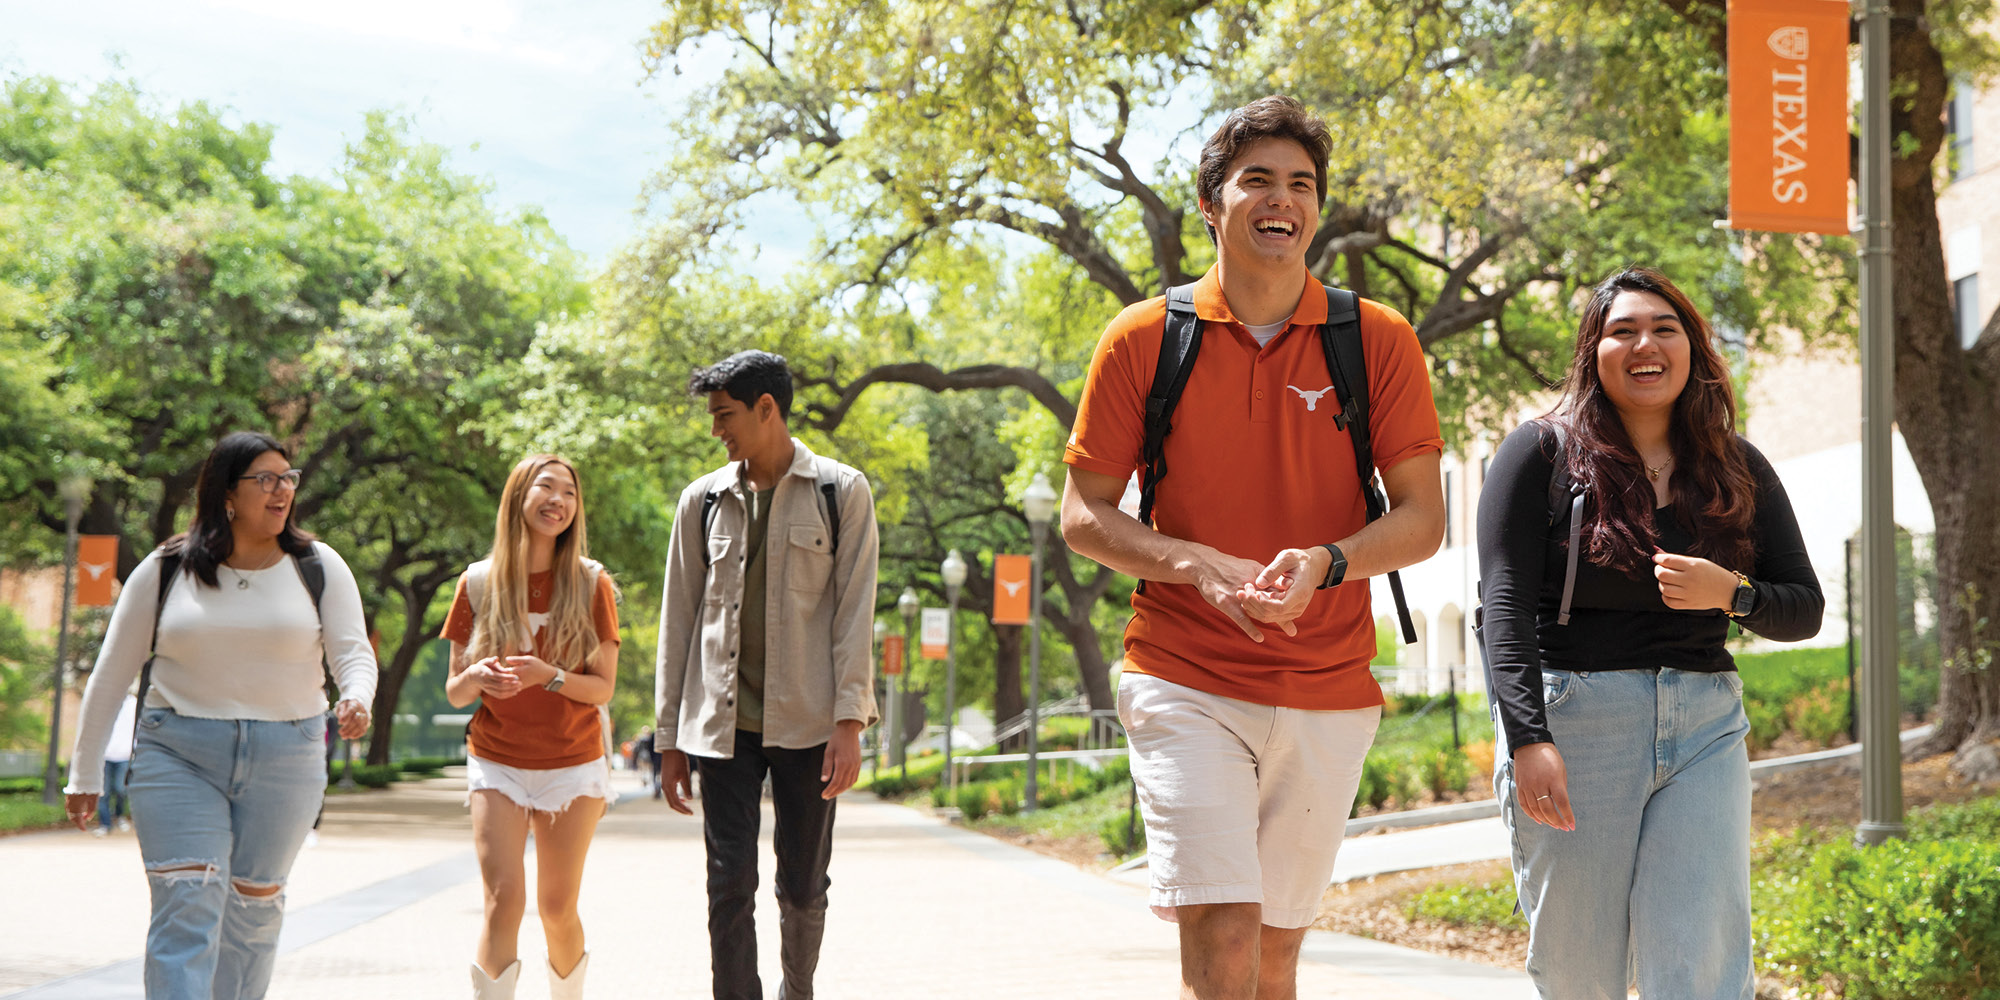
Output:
top-left (654, 440), bottom-right (880, 758)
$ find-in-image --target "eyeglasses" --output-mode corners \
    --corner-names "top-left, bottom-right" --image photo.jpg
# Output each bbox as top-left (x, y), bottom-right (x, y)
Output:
top-left (236, 470), bottom-right (303, 494)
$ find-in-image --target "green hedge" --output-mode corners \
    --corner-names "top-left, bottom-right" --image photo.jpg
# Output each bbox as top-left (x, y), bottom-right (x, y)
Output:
top-left (0, 793), bottom-right (65, 833)
top-left (328, 763), bottom-right (400, 789)
top-left (1406, 876), bottom-right (1526, 930)
top-left (1759, 837), bottom-right (2000, 1000)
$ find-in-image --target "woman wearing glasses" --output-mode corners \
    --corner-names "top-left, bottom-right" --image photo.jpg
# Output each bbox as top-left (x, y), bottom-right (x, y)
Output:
top-left (63, 431), bottom-right (377, 1000)
top-left (443, 454), bottom-right (619, 1000)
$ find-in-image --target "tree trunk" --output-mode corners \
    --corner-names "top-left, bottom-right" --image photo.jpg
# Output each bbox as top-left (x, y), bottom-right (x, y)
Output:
top-left (364, 576), bottom-right (451, 765)
top-left (993, 624), bottom-right (1024, 750)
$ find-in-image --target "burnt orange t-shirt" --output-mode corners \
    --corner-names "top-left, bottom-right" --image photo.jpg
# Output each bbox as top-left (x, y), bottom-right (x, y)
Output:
top-left (1063, 266), bottom-right (1443, 710)
top-left (441, 569), bottom-right (620, 769)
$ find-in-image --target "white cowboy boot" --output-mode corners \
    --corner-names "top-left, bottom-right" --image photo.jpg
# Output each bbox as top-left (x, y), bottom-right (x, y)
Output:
top-left (471, 960), bottom-right (520, 1000)
top-left (549, 952), bottom-right (588, 1000)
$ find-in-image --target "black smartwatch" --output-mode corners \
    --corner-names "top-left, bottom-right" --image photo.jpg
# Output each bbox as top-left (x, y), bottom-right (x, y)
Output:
top-left (1317, 543), bottom-right (1348, 590)
top-left (1727, 572), bottom-right (1756, 618)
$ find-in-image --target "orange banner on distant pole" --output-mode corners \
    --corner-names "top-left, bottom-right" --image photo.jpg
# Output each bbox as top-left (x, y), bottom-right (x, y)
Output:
top-left (881, 634), bottom-right (905, 676)
top-left (1728, 0), bottom-right (1850, 234)
top-left (75, 536), bottom-right (119, 607)
top-left (991, 554), bottom-right (1031, 625)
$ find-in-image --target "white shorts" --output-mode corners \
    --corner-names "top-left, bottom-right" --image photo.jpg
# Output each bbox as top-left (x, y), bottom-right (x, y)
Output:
top-left (1119, 672), bottom-right (1381, 929)
top-left (465, 755), bottom-right (609, 814)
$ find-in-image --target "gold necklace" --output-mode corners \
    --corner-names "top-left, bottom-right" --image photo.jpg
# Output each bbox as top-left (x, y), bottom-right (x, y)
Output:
top-left (1646, 458), bottom-right (1671, 481)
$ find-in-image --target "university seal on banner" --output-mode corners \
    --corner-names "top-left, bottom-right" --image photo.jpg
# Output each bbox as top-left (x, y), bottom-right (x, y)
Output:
top-left (1768, 26), bottom-right (1809, 61)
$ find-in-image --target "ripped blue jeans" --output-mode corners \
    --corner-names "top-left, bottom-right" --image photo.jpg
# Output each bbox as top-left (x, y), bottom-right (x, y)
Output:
top-left (128, 708), bottom-right (327, 999)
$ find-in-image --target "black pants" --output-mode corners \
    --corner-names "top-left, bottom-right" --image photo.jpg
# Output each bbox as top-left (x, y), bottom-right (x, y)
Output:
top-left (692, 729), bottom-right (837, 1000)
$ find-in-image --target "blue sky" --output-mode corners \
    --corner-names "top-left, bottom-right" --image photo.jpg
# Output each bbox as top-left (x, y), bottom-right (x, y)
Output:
top-left (0, 0), bottom-right (719, 267)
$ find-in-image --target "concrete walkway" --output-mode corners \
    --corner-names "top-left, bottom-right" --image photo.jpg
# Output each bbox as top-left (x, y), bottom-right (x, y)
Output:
top-left (0, 771), bottom-right (1532, 999)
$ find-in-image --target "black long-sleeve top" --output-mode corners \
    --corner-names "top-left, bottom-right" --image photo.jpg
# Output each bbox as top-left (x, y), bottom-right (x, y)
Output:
top-left (1475, 420), bottom-right (1825, 751)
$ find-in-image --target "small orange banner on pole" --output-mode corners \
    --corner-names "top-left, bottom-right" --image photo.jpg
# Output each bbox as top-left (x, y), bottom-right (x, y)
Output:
top-left (919, 608), bottom-right (949, 660)
top-left (881, 634), bottom-right (905, 676)
top-left (76, 535), bottom-right (119, 607)
top-left (992, 554), bottom-right (1031, 625)
top-left (1727, 0), bottom-right (1850, 234)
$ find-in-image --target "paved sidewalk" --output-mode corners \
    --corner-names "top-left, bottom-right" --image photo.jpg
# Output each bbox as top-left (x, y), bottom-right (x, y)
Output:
top-left (0, 772), bottom-right (1532, 999)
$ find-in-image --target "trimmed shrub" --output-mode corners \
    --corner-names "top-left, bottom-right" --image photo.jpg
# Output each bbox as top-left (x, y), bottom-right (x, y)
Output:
top-left (1405, 876), bottom-right (1525, 930)
top-left (1359, 757), bottom-right (1394, 811)
top-left (1423, 747), bottom-right (1471, 798)
top-left (1098, 810), bottom-right (1145, 857)
top-left (955, 782), bottom-right (989, 822)
top-left (331, 764), bottom-right (400, 789)
top-left (1462, 739), bottom-right (1496, 778)
top-left (1389, 758), bottom-right (1425, 810)
top-left (1785, 683), bottom-right (1849, 747)
top-left (1909, 795), bottom-right (2000, 842)
top-left (1758, 837), bottom-right (2000, 1000)
top-left (1744, 698), bottom-right (1786, 752)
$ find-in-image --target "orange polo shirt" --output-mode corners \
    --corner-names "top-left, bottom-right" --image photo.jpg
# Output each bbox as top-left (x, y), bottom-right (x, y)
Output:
top-left (1064, 266), bottom-right (1443, 710)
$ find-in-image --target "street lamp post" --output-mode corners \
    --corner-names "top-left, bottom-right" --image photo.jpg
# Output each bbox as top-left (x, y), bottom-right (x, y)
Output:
top-left (872, 619), bottom-right (888, 780)
top-left (897, 587), bottom-right (919, 780)
top-left (940, 550), bottom-right (968, 804)
top-left (43, 468), bottom-right (91, 806)
top-left (1022, 472), bottom-right (1057, 813)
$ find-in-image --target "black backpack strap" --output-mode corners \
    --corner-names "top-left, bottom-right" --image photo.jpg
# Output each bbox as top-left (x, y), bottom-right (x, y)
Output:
top-left (1137, 284), bottom-right (1204, 530)
top-left (818, 475), bottom-right (841, 559)
top-left (1319, 287), bottom-right (1417, 644)
top-left (133, 549), bottom-right (184, 740)
top-left (290, 548), bottom-right (336, 697)
top-left (698, 488), bottom-right (724, 568)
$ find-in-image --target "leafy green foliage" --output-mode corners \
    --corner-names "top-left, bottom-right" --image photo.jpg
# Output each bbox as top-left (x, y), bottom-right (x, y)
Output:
top-left (1406, 878), bottom-right (1526, 931)
top-left (0, 793), bottom-right (64, 833)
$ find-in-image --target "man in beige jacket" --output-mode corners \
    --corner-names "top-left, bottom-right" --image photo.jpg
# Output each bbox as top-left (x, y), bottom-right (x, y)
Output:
top-left (654, 349), bottom-right (880, 1000)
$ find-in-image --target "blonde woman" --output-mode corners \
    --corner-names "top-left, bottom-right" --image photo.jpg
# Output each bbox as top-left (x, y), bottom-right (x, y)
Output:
top-left (444, 455), bottom-right (620, 1000)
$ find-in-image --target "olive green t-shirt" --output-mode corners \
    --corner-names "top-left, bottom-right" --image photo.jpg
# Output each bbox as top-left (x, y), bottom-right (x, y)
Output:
top-left (737, 484), bottom-right (775, 732)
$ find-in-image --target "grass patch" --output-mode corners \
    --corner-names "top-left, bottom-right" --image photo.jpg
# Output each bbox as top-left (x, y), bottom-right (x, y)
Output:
top-left (1405, 877), bottom-right (1526, 930)
top-left (0, 793), bottom-right (65, 833)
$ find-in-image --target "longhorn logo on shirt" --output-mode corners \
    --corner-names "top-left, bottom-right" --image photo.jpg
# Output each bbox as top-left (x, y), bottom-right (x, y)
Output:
top-left (1288, 385), bottom-right (1334, 412)
top-left (521, 612), bottom-right (550, 651)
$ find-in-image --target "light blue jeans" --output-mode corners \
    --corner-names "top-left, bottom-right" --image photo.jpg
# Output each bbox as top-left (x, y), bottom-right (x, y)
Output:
top-left (1495, 667), bottom-right (1752, 1000)
top-left (127, 708), bottom-right (327, 1000)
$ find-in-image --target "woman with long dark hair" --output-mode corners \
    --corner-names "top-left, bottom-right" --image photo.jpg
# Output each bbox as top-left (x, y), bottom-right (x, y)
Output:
top-left (63, 431), bottom-right (376, 999)
top-left (443, 454), bottom-right (619, 1000)
top-left (1476, 268), bottom-right (1824, 998)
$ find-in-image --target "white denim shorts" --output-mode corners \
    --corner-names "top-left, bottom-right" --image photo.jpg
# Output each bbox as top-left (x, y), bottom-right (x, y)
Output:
top-left (465, 755), bottom-right (609, 814)
top-left (1119, 672), bottom-right (1382, 929)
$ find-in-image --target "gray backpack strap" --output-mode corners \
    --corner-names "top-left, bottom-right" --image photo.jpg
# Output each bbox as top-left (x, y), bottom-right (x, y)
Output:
top-left (1542, 421), bottom-right (1584, 627)
top-left (1557, 494), bottom-right (1584, 626)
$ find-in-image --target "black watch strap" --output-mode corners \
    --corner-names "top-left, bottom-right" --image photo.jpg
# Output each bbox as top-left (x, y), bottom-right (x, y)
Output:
top-left (1318, 543), bottom-right (1348, 590)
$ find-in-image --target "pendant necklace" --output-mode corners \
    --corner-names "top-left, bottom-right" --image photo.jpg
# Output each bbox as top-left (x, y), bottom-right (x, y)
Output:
top-left (1645, 458), bottom-right (1671, 482)
top-left (225, 547), bottom-right (285, 589)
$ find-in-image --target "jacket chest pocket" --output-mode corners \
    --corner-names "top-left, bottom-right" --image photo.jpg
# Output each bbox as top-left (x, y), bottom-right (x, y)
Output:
top-left (707, 534), bottom-right (734, 568)
top-left (786, 523), bottom-right (834, 593)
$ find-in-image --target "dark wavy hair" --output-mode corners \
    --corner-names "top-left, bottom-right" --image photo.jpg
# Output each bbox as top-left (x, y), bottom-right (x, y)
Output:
top-left (164, 431), bottom-right (316, 588)
top-left (689, 349), bottom-right (793, 419)
top-left (1550, 267), bottom-right (1757, 577)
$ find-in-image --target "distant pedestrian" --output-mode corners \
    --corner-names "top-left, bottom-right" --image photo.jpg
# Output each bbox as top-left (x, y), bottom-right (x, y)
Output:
top-left (62, 430), bottom-right (376, 1000)
top-left (444, 454), bottom-right (620, 1000)
top-left (655, 350), bottom-right (879, 1000)
top-left (1060, 96), bottom-right (1446, 999)
top-left (95, 693), bottom-right (137, 835)
top-left (1476, 267), bottom-right (1825, 999)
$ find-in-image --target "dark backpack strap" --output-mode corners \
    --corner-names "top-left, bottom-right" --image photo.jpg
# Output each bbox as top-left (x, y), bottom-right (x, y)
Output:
top-left (818, 476), bottom-right (841, 559)
top-left (1319, 287), bottom-right (1417, 644)
top-left (290, 548), bottom-right (336, 697)
top-left (698, 488), bottom-right (724, 568)
top-left (133, 550), bottom-right (184, 740)
top-left (1137, 284), bottom-right (1204, 530)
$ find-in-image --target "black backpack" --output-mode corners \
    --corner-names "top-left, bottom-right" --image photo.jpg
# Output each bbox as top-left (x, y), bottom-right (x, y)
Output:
top-left (1136, 282), bottom-right (1417, 643)
top-left (697, 465), bottom-right (842, 569)
top-left (133, 545), bottom-right (332, 733)
top-left (1471, 421), bottom-right (1586, 691)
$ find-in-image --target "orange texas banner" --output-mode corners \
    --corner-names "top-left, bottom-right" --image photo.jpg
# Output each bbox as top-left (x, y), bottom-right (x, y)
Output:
top-left (76, 535), bottom-right (119, 607)
top-left (1728, 0), bottom-right (1850, 235)
top-left (991, 554), bottom-right (1032, 626)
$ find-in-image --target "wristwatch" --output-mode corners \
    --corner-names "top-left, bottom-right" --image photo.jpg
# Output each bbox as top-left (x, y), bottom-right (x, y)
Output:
top-left (1317, 543), bottom-right (1349, 590)
top-left (544, 667), bottom-right (567, 692)
top-left (1726, 572), bottom-right (1756, 618)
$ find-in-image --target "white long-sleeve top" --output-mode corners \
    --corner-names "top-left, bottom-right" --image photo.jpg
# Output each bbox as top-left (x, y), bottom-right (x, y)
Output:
top-left (64, 542), bottom-right (378, 794)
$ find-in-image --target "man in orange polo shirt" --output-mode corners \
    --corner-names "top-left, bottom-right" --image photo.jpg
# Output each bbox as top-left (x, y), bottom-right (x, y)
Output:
top-left (1061, 96), bottom-right (1445, 999)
